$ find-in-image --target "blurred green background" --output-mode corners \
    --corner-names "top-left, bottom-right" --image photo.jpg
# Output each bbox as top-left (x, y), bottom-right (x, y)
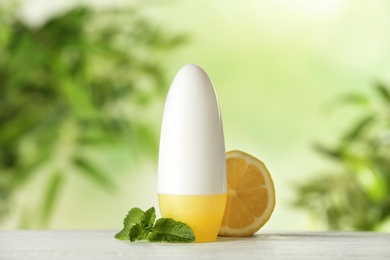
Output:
top-left (1, 0), bottom-right (390, 231)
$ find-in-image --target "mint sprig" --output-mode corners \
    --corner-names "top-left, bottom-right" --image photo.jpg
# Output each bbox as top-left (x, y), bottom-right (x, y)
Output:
top-left (115, 207), bottom-right (195, 243)
top-left (147, 218), bottom-right (195, 243)
top-left (114, 207), bottom-right (144, 240)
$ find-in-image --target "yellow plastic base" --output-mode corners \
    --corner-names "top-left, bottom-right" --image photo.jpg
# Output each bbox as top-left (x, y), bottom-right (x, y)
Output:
top-left (158, 193), bottom-right (227, 242)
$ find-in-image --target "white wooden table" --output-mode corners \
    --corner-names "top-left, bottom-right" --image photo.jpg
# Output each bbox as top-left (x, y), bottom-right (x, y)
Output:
top-left (0, 230), bottom-right (389, 259)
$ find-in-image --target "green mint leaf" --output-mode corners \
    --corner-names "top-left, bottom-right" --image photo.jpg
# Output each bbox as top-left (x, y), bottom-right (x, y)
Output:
top-left (141, 207), bottom-right (156, 233)
top-left (129, 224), bottom-right (148, 242)
top-left (115, 207), bottom-right (144, 240)
top-left (147, 218), bottom-right (195, 243)
top-left (115, 207), bottom-right (195, 243)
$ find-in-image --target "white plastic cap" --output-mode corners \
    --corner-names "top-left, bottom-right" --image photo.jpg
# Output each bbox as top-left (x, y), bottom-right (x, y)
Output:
top-left (158, 64), bottom-right (226, 195)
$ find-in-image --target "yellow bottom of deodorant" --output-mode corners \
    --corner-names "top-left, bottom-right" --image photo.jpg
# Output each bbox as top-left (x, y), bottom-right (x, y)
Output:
top-left (158, 193), bottom-right (227, 242)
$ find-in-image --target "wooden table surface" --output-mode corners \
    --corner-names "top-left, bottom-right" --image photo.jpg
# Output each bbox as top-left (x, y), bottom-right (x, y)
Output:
top-left (0, 230), bottom-right (389, 259)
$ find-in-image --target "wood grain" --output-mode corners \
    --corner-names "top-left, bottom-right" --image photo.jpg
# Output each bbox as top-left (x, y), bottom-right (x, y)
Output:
top-left (0, 230), bottom-right (389, 259)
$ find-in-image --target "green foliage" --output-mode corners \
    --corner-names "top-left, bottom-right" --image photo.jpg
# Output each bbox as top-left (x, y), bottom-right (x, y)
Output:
top-left (115, 207), bottom-right (195, 243)
top-left (0, 3), bottom-right (185, 227)
top-left (129, 223), bottom-right (148, 242)
top-left (293, 83), bottom-right (390, 230)
top-left (115, 207), bottom-right (156, 241)
top-left (147, 218), bottom-right (195, 243)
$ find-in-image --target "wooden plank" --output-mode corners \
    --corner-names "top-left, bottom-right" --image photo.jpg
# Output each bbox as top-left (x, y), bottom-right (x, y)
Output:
top-left (0, 230), bottom-right (389, 260)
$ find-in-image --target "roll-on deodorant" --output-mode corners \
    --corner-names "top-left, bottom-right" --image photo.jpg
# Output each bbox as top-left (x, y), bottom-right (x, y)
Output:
top-left (158, 64), bottom-right (227, 242)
